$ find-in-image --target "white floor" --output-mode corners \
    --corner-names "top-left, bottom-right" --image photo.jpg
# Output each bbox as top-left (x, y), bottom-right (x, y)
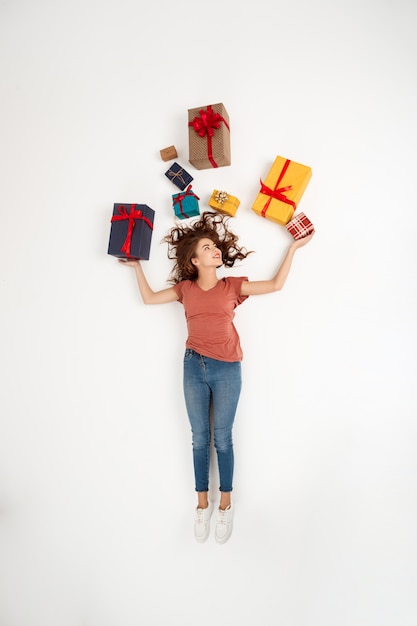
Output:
top-left (1, 1), bottom-right (417, 625)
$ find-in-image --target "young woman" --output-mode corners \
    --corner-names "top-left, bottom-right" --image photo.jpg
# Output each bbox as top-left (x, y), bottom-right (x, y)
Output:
top-left (120, 211), bottom-right (314, 544)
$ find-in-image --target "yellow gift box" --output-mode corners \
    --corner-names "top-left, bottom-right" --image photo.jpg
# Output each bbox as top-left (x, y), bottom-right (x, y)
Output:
top-left (252, 156), bottom-right (312, 225)
top-left (208, 190), bottom-right (240, 217)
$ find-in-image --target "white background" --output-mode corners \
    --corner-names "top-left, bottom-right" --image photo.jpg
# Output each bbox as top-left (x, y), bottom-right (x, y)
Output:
top-left (1, 1), bottom-right (416, 625)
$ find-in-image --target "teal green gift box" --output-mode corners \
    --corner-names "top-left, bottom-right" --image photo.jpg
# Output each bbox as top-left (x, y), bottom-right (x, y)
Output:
top-left (172, 185), bottom-right (200, 220)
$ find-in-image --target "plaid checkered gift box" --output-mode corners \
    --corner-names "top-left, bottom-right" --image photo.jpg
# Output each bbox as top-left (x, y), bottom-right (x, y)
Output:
top-left (286, 212), bottom-right (315, 240)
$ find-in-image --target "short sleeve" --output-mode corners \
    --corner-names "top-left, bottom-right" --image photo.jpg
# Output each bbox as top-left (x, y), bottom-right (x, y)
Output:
top-left (172, 281), bottom-right (185, 303)
top-left (226, 276), bottom-right (249, 305)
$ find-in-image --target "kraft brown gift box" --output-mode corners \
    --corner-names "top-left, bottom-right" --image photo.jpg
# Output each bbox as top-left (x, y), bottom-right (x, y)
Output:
top-left (188, 103), bottom-right (231, 170)
top-left (160, 145), bottom-right (178, 161)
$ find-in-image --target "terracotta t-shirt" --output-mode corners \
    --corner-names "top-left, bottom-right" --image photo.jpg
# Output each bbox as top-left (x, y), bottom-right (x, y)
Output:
top-left (173, 276), bottom-right (249, 362)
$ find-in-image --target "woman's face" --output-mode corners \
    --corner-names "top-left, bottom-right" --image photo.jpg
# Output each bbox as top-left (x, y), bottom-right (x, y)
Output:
top-left (191, 238), bottom-right (222, 269)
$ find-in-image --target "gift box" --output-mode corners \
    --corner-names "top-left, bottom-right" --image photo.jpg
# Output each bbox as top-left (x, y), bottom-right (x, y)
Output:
top-left (172, 185), bottom-right (200, 220)
top-left (188, 102), bottom-right (231, 169)
top-left (165, 161), bottom-right (193, 190)
top-left (252, 156), bottom-right (312, 225)
top-left (286, 212), bottom-right (315, 240)
top-left (160, 145), bottom-right (178, 162)
top-left (208, 190), bottom-right (240, 217)
top-left (107, 203), bottom-right (154, 260)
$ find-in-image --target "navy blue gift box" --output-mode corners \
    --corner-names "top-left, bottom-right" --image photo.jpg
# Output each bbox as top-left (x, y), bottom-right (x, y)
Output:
top-left (107, 203), bottom-right (155, 260)
top-left (165, 161), bottom-right (193, 190)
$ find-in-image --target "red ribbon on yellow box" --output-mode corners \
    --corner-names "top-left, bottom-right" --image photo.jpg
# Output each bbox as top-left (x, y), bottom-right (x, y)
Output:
top-left (259, 159), bottom-right (296, 216)
top-left (188, 105), bottom-right (230, 168)
top-left (252, 156), bottom-right (312, 226)
top-left (110, 204), bottom-right (154, 257)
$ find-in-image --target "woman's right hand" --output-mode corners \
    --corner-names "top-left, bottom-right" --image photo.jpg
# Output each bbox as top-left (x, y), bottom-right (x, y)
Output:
top-left (118, 259), bottom-right (139, 268)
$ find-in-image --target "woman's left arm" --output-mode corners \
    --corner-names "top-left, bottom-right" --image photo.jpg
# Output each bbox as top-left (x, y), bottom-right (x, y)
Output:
top-left (240, 232), bottom-right (315, 296)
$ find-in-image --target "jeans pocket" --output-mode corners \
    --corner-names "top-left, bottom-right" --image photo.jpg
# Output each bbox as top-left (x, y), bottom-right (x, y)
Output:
top-left (184, 349), bottom-right (194, 362)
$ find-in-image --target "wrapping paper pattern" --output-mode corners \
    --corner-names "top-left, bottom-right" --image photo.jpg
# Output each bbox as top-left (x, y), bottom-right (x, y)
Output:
top-left (188, 103), bottom-right (231, 170)
top-left (286, 212), bottom-right (315, 240)
top-left (107, 203), bottom-right (155, 260)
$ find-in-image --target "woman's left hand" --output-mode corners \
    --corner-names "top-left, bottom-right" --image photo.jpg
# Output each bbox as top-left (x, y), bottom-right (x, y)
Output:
top-left (290, 231), bottom-right (315, 250)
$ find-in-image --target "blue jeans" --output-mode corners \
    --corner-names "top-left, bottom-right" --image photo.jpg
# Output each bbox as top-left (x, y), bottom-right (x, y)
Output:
top-left (183, 349), bottom-right (242, 493)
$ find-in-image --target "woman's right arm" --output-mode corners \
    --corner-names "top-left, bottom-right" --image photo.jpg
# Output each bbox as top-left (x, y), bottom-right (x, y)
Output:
top-left (119, 259), bottom-right (179, 305)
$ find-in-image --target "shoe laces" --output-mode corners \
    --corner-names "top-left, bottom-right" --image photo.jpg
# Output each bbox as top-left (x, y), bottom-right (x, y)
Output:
top-left (196, 507), bottom-right (208, 524)
top-left (217, 507), bottom-right (230, 525)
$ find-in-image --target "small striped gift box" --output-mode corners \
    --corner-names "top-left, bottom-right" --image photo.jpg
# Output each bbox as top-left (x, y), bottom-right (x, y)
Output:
top-left (286, 212), bottom-right (314, 240)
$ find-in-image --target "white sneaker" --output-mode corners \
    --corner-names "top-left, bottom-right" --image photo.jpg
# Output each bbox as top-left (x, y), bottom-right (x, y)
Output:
top-left (194, 501), bottom-right (214, 543)
top-left (215, 504), bottom-right (233, 544)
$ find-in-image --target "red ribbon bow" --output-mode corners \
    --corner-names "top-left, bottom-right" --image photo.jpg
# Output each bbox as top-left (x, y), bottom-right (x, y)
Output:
top-left (188, 105), bottom-right (230, 168)
top-left (259, 158), bottom-right (296, 217)
top-left (173, 185), bottom-right (200, 219)
top-left (111, 204), bottom-right (153, 257)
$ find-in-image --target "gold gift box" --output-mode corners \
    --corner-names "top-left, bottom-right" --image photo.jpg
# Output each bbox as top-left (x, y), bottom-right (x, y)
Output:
top-left (252, 156), bottom-right (312, 225)
top-left (188, 103), bottom-right (231, 170)
top-left (208, 190), bottom-right (240, 217)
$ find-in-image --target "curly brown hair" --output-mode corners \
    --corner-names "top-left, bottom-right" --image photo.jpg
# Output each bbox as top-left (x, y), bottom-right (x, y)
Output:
top-left (162, 211), bottom-right (253, 283)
